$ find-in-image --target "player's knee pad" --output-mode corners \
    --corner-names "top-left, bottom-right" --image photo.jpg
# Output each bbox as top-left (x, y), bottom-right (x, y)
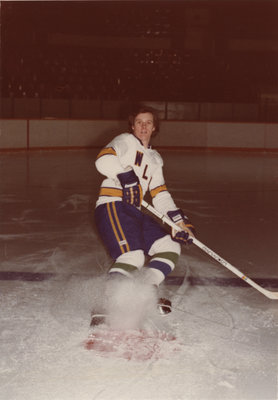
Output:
top-left (149, 234), bottom-right (181, 257)
top-left (109, 249), bottom-right (145, 278)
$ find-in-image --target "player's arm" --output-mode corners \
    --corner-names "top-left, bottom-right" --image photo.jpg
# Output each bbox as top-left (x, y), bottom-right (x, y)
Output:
top-left (150, 167), bottom-right (195, 244)
top-left (95, 138), bottom-right (142, 207)
top-left (95, 145), bottom-right (127, 179)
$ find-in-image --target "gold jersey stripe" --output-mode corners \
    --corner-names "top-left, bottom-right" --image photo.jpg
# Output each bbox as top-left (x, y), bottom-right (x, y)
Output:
top-left (99, 187), bottom-right (123, 197)
top-left (97, 147), bottom-right (116, 159)
top-left (150, 184), bottom-right (167, 198)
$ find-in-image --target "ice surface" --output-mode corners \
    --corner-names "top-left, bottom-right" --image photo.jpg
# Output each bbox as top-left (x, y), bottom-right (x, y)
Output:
top-left (0, 149), bottom-right (278, 400)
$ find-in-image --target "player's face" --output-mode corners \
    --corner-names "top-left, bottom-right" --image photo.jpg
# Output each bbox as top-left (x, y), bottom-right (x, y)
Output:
top-left (132, 112), bottom-right (155, 148)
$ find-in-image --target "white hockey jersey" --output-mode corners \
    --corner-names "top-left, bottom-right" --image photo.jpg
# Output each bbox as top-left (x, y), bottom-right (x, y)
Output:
top-left (95, 133), bottom-right (178, 216)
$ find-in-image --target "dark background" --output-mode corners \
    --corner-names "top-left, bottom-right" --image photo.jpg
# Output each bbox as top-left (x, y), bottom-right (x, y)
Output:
top-left (1, 1), bottom-right (278, 107)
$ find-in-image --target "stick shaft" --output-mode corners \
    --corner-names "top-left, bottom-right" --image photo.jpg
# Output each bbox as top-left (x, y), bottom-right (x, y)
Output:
top-left (142, 200), bottom-right (278, 300)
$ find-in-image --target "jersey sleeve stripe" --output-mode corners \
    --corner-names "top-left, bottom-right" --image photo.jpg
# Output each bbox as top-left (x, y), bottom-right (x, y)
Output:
top-left (97, 147), bottom-right (116, 159)
top-left (150, 184), bottom-right (168, 198)
top-left (99, 187), bottom-right (123, 198)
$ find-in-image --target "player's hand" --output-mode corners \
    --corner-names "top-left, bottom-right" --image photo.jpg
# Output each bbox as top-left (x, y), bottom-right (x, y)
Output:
top-left (167, 209), bottom-right (195, 245)
top-left (117, 170), bottom-right (143, 208)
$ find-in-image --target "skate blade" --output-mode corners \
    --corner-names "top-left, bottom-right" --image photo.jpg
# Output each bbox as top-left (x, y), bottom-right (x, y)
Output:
top-left (157, 298), bottom-right (172, 315)
top-left (90, 314), bottom-right (106, 327)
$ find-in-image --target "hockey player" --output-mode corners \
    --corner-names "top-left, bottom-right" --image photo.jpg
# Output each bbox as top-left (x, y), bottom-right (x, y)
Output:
top-left (94, 106), bottom-right (195, 295)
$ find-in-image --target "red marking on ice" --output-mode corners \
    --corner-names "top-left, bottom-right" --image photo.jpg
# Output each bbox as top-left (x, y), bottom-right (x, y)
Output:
top-left (85, 328), bottom-right (177, 361)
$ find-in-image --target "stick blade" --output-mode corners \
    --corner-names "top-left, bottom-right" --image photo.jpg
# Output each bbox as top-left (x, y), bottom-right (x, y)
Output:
top-left (264, 290), bottom-right (278, 300)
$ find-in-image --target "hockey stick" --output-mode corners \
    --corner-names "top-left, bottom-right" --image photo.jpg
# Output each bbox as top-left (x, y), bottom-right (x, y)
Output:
top-left (142, 200), bottom-right (278, 300)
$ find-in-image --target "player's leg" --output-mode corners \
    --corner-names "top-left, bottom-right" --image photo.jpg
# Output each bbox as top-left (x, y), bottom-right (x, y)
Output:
top-left (142, 214), bottom-right (181, 314)
top-left (94, 201), bottom-right (145, 277)
top-left (146, 235), bottom-right (181, 286)
top-left (142, 213), bottom-right (181, 285)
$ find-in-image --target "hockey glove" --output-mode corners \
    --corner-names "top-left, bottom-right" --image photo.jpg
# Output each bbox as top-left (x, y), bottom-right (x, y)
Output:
top-left (117, 170), bottom-right (143, 208)
top-left (167, 209), bottom-right (195, 245)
